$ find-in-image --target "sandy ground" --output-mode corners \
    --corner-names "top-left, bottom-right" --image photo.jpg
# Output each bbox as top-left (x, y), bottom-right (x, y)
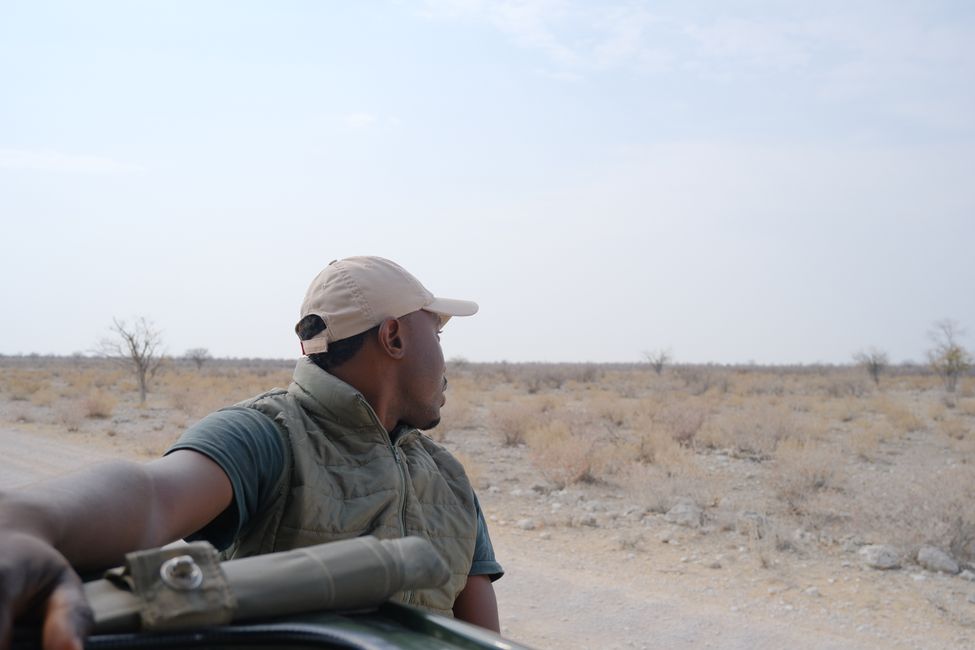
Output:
top-left (2, 422), bottom-right (973, 649)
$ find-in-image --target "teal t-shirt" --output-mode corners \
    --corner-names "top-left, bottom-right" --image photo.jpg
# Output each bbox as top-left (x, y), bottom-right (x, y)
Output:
top-left (167, 407), bottom-right (503, 581)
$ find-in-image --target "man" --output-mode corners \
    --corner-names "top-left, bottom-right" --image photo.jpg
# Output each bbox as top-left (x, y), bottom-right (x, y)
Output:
top-left (0, 256), bottom-right (502, 650)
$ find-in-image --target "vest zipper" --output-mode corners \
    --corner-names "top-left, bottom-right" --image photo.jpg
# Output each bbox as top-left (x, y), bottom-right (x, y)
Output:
top-left (354, 395), bottom-right (416, 606)
top-left (391, 442), bottom-right (413, 605)
top-left (391, 444), bottom-right (408, 538)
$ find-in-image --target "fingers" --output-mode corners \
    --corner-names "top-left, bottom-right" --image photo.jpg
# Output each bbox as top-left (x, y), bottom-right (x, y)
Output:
top-left (0, 534), bottom-right (91, 650)
top-left (0, 607), bottom-right (13, 650)
top-left (41, 573), bottom-right (92, 650)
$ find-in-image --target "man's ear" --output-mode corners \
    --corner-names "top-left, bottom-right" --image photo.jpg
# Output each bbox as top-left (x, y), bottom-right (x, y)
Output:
top-left (377, 318), bottom-right (406, 359)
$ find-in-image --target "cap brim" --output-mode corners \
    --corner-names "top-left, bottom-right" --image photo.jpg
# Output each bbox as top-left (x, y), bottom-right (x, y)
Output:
top-left (424, 297), bottom-right (479, 318)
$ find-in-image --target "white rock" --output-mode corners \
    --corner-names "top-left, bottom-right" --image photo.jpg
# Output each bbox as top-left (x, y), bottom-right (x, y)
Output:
top-left (665, 502), bottom-right (703, 528)
top-left (960, 570), bottom-right (975, 582)
top-left (917, 546), bottom-right (960, 575)
top-left (859, 545), bottom-right (901, 570)
top-left (804, 587), bottom-right (821, 597)
top-left (517, 518), bottom-right (536, 530)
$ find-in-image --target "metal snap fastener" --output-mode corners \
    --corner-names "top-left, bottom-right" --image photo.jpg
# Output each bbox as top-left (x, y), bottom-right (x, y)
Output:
top-left (160, 555), bottom-right (204, 590)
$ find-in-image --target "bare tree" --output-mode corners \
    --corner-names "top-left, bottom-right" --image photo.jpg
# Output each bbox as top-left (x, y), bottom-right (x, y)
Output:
top-left (98, 317), bottom-right (164, 404)
top-left (642, 349), bottom-right (671, 375)
top-left (927, 319), bottom-right (972, 394)
top-left (853, 347), bottom-right (889, 387)
top-left (185, 347), bottom-right (212, 370)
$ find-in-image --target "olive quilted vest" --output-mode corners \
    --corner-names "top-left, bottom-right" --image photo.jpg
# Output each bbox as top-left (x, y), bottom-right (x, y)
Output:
top-left (222, 358), bottom-right (477, 616)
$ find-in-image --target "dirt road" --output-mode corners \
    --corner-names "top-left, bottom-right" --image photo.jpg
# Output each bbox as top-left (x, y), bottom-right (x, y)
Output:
top-left (0, 425), bottom-right (116, 489)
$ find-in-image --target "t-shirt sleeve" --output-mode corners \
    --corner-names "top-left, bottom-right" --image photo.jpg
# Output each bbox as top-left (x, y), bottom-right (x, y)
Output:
top-left (469, 492), bottom-right (504, 581)
top-left (165, 407), bottom-right (285, 551)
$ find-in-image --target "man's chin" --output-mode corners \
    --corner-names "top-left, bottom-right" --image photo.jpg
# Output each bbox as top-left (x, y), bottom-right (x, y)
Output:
top-left (400, 414), bottom-right (441, 431)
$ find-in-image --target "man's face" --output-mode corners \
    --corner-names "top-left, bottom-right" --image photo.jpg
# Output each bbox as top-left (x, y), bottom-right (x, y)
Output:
top-left (398, 309), bottom-right (447, 430)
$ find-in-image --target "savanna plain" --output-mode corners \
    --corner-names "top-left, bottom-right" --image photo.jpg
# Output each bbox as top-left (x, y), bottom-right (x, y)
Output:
top-left (1, 356), bottom-right (974, 649)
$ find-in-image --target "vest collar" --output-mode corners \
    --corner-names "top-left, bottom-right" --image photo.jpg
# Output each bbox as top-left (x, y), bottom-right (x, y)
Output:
top-left (288, 357), bottom-right (385, 432)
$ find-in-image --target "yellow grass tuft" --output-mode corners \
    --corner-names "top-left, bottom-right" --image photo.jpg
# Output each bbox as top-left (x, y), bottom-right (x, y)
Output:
top-left (84, 390), bottom-right (117, 419)
top-left (873, 396), bottom-right (924, 435)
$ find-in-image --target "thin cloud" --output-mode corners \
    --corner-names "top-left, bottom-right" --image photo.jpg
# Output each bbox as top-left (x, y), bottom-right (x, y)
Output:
top-left (420, 1), bottom-right (975, 130)
top-left (344, 112), bottom-right (379, 129)
top-left (0, 149), bottom-right (144, 174)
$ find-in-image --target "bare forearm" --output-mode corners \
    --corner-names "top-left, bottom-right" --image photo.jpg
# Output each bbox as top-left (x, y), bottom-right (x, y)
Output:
top-left (452, 575), bottom-right (500, 633)
top-left (0, 460), bottom-right (169, 570)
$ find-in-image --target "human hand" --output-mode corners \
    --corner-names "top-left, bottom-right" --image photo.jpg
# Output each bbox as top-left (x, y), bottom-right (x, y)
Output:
top-left (0, 532), bottom-right (91, 650)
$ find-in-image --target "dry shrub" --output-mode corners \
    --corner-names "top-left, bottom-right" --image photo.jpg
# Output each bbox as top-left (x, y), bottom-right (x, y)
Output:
top-left (55, 401), bottom-right (84, 432)
top-left (618, 456), bottom-right (709, 514)
top-left (167, 388), bottom-right (196, 414)
top-left (628, 419), bottom-right (684, 465)
top-left (824, 378), bottom-right (869, 398)
top-left (87, 368), bottom-right (127, 390)
top-left (698, 404), bottom-right (799, 459)
top-left (825, 396), bottom-right (864, 423)
top-left (673, 366), bottom-right (707, 394)
top-left (489, 402), bottom-right (539, 447)
top-left (8, 405), bottom-right (33, 423)
top-left (85, 390), bottom-right (117, 419)
top-left (928, 400), bottom-right (949, 422)
top-left (873, 397), bottom-right (924, 434)
top-left (941, 418), bottom-right (970, 440)
top-left (30, 387), bottom-right (57, 407)
top-left (526, 420), bottom-right (603, 489)
top-left (855, 465), bottom-right (975, 562)
top-left (654, 401), bottom-right (707, 446)
top-left (773, 438), bottom-right (845, 513)
top-left (8, 376), bottom-right (44, 401)
top-left (586, 392), bottom-right (635, 430)
top-left (748, 516), bottom-right (798, 568)
top-left (533, 393), bottom-right (560, 414)
top-left (958, 398), bottom-right (975, 417)
top-left (847, 420), bottom-right (887, 461)
top-left (735, 374), bottom-right (785, 396)
top-left (520, 366), bottom-right (567, 394)
top-left (160, 370), bottom-right (271, 419)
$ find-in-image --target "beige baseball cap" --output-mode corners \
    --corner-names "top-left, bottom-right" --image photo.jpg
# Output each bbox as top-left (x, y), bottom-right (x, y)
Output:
top-left (297, 256), bottom-right (478, 355)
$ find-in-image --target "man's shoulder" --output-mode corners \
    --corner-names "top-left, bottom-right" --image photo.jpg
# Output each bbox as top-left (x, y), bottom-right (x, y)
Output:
top-left (232, 387), bottom-right (292, 410)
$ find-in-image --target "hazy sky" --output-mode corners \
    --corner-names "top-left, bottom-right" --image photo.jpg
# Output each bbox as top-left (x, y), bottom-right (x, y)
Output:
top-left (2, 1), bottom-right (973, 364)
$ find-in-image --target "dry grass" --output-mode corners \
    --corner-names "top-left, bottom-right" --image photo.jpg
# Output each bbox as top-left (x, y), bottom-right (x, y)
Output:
top-left (773, 437), bottom-right (846, 513)
top-left (3, 356), bottom-right (974, 567)
top-left (4, 372), bottom-right (46, 401)
top-left (54, 401), bottom-right (84, 432)
top-left (490, 402), bottom-right (540, 447)
top-left (525, 420), bottom-right (601, 488)
top-left (84, 390), bottom-right (117, 418)
top-left (872, 396), bottom-right (924, 435)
